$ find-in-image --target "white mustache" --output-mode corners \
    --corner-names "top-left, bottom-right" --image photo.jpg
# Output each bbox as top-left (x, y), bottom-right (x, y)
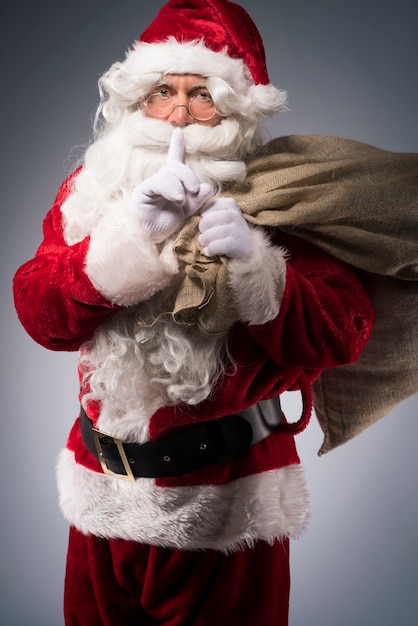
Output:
top-left (121, 109), bottom-right (245, 160)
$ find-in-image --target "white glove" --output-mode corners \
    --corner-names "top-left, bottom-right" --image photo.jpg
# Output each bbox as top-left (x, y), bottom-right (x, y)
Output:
top-left (130, 128), bottom-right (212, 243)
top-left (198, 198), bottom-right (253, 259)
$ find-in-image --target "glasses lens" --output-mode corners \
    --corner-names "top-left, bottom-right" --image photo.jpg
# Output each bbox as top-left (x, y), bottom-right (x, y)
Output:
top-left (189, 95), bottom-right (216, 121)
top-left (145, 94), bottom-right (174, 117)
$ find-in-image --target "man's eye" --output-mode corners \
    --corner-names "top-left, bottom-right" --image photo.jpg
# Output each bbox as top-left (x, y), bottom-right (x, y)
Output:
top-left (157, 89), bottom-right (172, 99)
top-left (194, 91), bottom-right (212, 101)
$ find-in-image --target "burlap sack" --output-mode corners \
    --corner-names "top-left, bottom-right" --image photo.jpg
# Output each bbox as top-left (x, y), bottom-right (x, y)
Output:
top-left (173, 135), bottom-right (418, 452)
top-left (312, 274), bottom-right (418, 453)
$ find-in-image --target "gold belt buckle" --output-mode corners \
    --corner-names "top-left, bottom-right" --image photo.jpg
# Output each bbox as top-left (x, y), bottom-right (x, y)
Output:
top-left (92, 427), bottom-right (136, 483)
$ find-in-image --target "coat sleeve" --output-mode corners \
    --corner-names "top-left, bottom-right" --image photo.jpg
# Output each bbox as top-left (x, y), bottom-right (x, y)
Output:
top-left (149, 233), bottom-right (375, 440)
top-left (242, 233), bottom-right (374, 371)
top-left (13, 172), bottom-right (178, 351)
top-left (13, 175), bottom-right (119, 351)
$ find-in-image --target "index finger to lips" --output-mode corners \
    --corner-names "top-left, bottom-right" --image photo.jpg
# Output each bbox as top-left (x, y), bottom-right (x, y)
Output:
top-left (167, 128), bottom-right (185, 164)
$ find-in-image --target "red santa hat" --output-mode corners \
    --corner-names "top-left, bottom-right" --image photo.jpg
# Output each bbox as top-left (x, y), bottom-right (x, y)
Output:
top-left (123, 0), bottom-right (287, 114)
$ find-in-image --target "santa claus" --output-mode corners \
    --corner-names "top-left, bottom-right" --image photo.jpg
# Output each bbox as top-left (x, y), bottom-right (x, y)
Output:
top-left (13, 1), bottom-right (374, 624)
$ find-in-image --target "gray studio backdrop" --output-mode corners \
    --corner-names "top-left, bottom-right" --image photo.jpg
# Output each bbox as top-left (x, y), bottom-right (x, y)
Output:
top-left (2, 1), bottom-right (417, 625)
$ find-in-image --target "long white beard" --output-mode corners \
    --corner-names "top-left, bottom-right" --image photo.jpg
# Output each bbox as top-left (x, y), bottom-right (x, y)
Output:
top-left (62, 110), bottom-right (249, 244)
top-left (81, 294), bottom-right (228, 431)
top-left (71, 112), bottom-right (248, 423)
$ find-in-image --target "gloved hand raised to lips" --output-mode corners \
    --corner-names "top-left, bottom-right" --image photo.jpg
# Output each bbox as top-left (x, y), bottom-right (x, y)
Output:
top-left (130, 128), bottom-right (212, 243)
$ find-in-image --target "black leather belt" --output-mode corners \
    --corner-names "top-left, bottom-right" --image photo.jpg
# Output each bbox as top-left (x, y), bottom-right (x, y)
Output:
top-left (80, 398), bottom-right (283, 482)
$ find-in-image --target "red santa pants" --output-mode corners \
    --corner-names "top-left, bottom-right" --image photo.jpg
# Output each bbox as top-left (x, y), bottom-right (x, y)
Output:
top-left (64, 526), bottom-right (290, 626)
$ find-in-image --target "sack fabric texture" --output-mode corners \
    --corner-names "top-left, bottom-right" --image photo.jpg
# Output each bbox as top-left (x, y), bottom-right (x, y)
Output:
top-left (173, 135), bottom-right (418, 453)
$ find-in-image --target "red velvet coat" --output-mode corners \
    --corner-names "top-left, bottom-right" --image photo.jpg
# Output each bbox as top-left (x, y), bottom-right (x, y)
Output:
top-left (13, 173), bottom-right (374, 551)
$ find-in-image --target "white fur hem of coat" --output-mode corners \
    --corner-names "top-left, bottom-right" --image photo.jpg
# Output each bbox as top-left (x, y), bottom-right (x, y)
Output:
top-left (57, 448), bottom-right (309, 553)
top-left (229, 229), bottom-right (287, 325)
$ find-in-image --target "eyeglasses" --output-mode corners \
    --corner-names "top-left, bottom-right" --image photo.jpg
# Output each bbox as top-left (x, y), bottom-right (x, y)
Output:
top-left (143, 89), bottom-right (219, 122)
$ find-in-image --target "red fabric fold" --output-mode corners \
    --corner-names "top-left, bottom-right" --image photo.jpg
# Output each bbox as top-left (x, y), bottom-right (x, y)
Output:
top-left (64, 526), bottom-right (290, 626)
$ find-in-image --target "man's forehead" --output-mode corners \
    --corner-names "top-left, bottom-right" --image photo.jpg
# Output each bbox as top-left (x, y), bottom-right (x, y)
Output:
top-left (159, 73), bottom-right (209, 85)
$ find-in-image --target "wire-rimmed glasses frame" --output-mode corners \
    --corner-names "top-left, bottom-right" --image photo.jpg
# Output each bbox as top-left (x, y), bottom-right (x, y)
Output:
top-left (142, 92), bottom-right (220, 122)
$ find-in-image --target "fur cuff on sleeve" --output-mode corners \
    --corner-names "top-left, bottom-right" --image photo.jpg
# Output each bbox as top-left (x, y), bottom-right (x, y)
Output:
top-left (85, 205), bottom-right (179, 306)
top-left (229, 229), bottom-right (287, 325)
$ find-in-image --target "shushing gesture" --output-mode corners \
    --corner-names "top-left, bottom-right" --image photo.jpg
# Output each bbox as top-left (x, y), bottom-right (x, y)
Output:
top-left (130, 128), bottom-right (212, 242)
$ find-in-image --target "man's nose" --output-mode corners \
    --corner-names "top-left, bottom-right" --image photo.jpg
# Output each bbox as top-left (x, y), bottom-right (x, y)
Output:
top-left (169, 103), bottom-right (193, 127)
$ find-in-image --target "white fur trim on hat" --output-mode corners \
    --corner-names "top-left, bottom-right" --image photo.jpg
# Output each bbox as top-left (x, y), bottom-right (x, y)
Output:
top-left (126, 38), bottom-right (249, 84)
